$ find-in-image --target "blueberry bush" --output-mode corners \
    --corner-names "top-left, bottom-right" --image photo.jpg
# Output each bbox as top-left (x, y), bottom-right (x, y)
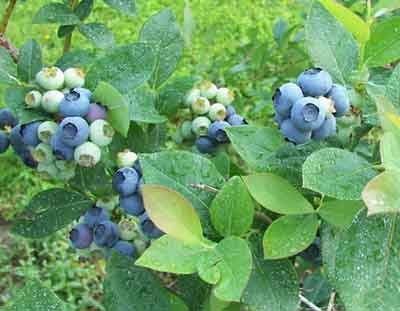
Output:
top-left (1, 0), bottom-right (400, 310)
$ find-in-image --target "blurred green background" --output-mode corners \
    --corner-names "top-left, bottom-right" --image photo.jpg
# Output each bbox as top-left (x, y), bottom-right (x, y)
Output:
top-left (0, 0), bottom-right (310, 309)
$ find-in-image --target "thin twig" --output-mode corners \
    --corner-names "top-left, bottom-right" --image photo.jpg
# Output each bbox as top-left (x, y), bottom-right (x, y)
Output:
top-left (255, 211), bottom-right (273, 224)
top-left (327, 290), bottom-right (336, 311)
top-left (0, 0), bottom-right (17, 34)
top-left (299, 294), bottom-right (322, 311)
top-left (63, 0), bottom-right (79, 54)
top-left (0, 34), bottom-right (18, 62)
top-left (190, 184), bottom-right (219, 193)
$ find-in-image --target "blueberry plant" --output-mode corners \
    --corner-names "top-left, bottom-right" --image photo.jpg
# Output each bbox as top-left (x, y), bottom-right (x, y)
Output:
top-left (1, 0), bottom-right (400, 310)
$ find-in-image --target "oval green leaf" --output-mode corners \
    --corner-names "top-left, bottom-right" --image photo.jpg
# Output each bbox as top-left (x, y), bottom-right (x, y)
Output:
top-left (318, 199), bottom-right (364, 229)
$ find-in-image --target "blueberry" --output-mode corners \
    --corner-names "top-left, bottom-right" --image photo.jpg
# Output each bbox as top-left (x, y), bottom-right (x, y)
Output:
top-left (83, 207), bottom-right (110, 228)
top-left (41, 90), bottom-right (64, 113)
top-left (299, 237), bottom-right (322, 266)
top-left (94, 220), bottom-right (120, 248)
top-left (274, 113), bottom-right (286, 126)
top-left (290, 97), bottom-right (327, 132)
top-left (36, 67), bottom-right (64, 90)
top-left (0, 108), bottom-right (18, 130)
top-left (208, 103), bottom-right (226, 121)
top-left (280, 119), bottom-right (311, 145)
top-left (59, 90), bottom-right (91, 117)
top-left (199, 81), bottom-right (218, 99)
top-left (25, 91), bottom-right (42, 109)
top-left (180, 120), bottom-right (195, 140)
top-left (74, 142), bottom-right (101, 168)
top-left (225, 105), bottom-right (236, 118)
top-left (192, 97), bottom-right (210, 115)
top-left (19, 149), bottom-right (38, 168)
top-left (312, 114), bottom-right (337, 140)
top-left (216, 87), bottom-right (234, 105)
top-left (139, 213), bottom-right (164, 239)
top-left (86, 103), bottom-right (107, 123)
top-left (32, 143), bottom-right (55, 164)
top-left (119, 193), bottom-right (145, 216)
top-left (297, 68), bottom-right (333, 97)
top-left (9, 125), bottom-right (26, 153)
top-left (273, 82), bottom-right (304, 118)
top-left (50, 132), bottom-right (75, 161)
top-left (59, 117), bottom-right (89, 147)
top-left (37, 121), bottom-right (58, 144)
top-left (112, 167), bottom-right (139, 196)
top-left (72, 87), bottom-right (92, 100)
top-left (227, 114), bottom-right (247, 126)
top-left (69, 223), bottom-right (93, 249)
top-left (208, 121), bottom-right (231, 143)
top-left (327, 84), bottom-right (350, 117)
top-left (64, 68), bottom-right (85, 89)
top-left (192, 116), bottom-right (211, 136)
top-left (89, 119), bottom-right (114, 147)
top-left (21, 121), bottom-right (42, 147)
top-left (111, 240), bottom-right (137, 258)
top-left (0, 131), bottom-right (10, 153)
top-left (185, 88), bottom-right (201, 107)
top-left (195, 136), bottom-right (217, 154)
top-left (117, 149), bottom-right (138, 168)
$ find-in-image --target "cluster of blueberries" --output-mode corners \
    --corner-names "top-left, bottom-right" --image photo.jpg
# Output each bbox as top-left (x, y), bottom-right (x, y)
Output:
top-left (0, 66), bottom-right (114, 180)
top-left (69, 150), bottom-right (163, 259)
top-left (273, 68), bottom-right (350, 144)
top-left (178, 80), bottom-right (248, 154)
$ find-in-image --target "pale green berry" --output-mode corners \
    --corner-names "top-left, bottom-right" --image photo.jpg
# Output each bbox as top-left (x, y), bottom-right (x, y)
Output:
top-left (192, 97), bottom-right (210, 115)
top-left (184, 88), bottom-right (201, 107)
top-left (42, 90), bottom-right (64, 113)
top-left (37, 162), bottom-right (59, 180)
top-left (74, 142), bottom-right (101, 168)
top-left (118, 218), bottom-right (138, 241)
top-left (90, 120), bottom-right (114, 147)
top-left (38, 121), bottom-right (58, 144)
top-left (192, 116), bottom-right (211, 136)
top-left (96, 196), bottom-right (119, 212)
top-left (216, 87), bottom-right (235, 106)
top-left (180, 120), bottom-right (195, 140)
top-left (32, 143), bottom-right (55, 164)
top-left (36, 66), bottom-right (64, 90)
top-left (134, 239), bottom-right (149, 255)
top-left (25, 91), bottom-right (42, 109)
top-left (208, 103), bottom-right (227, 121)
top-left (199, 80), bottom-right (218, 99)
top-left (55, 160), bottom-right (76, 181)
top-left (117, 149), bottom-right (138, 168)
top-left (64, 68), bottom-right (85, 88)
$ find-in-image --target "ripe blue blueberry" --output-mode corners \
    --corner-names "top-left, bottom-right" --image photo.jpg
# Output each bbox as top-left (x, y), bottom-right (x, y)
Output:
top-left (0, 108), bottom-right (18, 129)
top-left (327, 84), bottom-right (350, 117)
top-left (69, 223), bottom-right (93, 249)
top-left (273, 83), bottom-right (304, 118)
top-left (208, 120), bottom-right (231, 143)
top-left (21, 121), bottom-right (42, 147)
top-left (83, 207), bottom-right (110, 228)
top-left (227, 114), bottom-right (247, 126)
top-left (225, 105), bottom-right (236, 118)
top-left (280, 119), bottom-right (311, 145)
top-left (297, 68), bottom-right (333, 97)
top-left (86, 103), bottom-right (107, 123)
top-left (0, 131), bottom-right (9, 153)
top-left (312, 114), bottom-right (337, 140)
top-left (59, 90), bottom-right (91, 117)
top-left (72, 87), bottom-right (92, 100)
top-left (9, 125), bottom-right (25, 153)
top-left (94, 220), bottom-right (120, 248)
top-left (119, 193), bottom-right (145, 216)
top-left (111, 240), bottom-right (137, 258)
top-left (139, 213), bottom-right (164, 239)
top-left (59, 117), bottom-right (89, 147)
top-left (74, 142), bottom-right (101, 168)
top-left (50, 132), bottom-right (75, 161)
top-left (290, 97), bottom-right (327, 131)
top-left (19, 149), bottom-right (38, 168)
top-left (195, 136), bottom-right (217, 154)
top-left (112, 167), bottom-right (139, 196)
top-left (274, 113), bottom-right (286, 126)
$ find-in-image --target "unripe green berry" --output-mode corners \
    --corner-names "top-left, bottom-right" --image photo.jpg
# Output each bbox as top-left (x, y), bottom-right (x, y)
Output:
top-left (192, 116), bottom-right (211, 136)
top-left (180, 120), bottom-right (195, 140)
top-left (32, 143), bottom-right (55, 164)
top-left (117, 149), bottom-right (138, 168)
top-left (96, 196), bottom-right (119, 212)
top-left (199, 80), bottom-right (218, 99)
top-left (37, 162), bottom-right (59, 180)
top-left (74, 142), bottom-right (101, 168)
top-left (184, 88), bottom-right (201, 107)
top-left (192, 97), bottom-right (210, 115)
top-left (36, 67), bottom-right (65, 90)
top-left (38, 121), bottom-right (58, 144)
top-left (134, 239), bottom-right (149, 255)
top-left (208, 103), bottom-right (227, 121)
top-left (118, 218), bottom-right (138, 241)
top-left (216, 87), bottom-right (234, 106)
top-left (55, 160), bottom-right (76, 180)
top-left (25, 91), bottom-right (42, 109)
top-left (64, 68), bottom-right (85, 88)
top-left (89, 120), bottom-right (114, 147)
top-left (42, 90), bottom-right (64, 113)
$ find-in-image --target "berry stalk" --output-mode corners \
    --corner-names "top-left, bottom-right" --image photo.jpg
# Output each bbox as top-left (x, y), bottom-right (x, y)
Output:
top-left (63, 0), bottom-right (80, 54)
top-left (0, 0), bottom-right (17, 34)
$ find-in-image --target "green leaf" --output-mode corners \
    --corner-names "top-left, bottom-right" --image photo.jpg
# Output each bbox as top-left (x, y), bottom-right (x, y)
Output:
top-left (139, 9), bottom-right (184, 88)
top-left (141, 184), bottom-right (205, 245)
top-left (136, 235), bottom-right (208, 274)
top-left (305, 1), bottom-right (359, 85)
top-left (373, 0), bottom-right (400, 16)
top-left (319, 0), bottom-right (370, 45)
top-left (140, 151), bottom-right (225, 238)
top-left (175, 275), bottom-right (211, 311)
top-left (303, 148), bottom-right (377, 200)
top-left (303, 270), bottom-right (332, 306)
top-left (211, 151), bottom-right (230, 180)
top-left (86, 43), bottom-right (156, 93)
top-left (0, 47), bottom-right (18, 85)
top-left (380, 132), bottom-right (400, 171)
top-left (32, 3), bottom-right (80, 25)
top-left (210, 176), bottom-right (254, 237)
top-left (57, 25), bottom-right (75, 38)
top-left (69, 163), bottom-right (112, 197)
top-left (79, 23), bottom-right (115, 49)
top-left (55, 49), bottom-right (95, 70)
top-left (17, 39), bottom-right (42, 83)
top-left (386, 64), bottom-right (400, 112)
top-left (5, 280), bottom-right (68, 311)
top-left (242, 234), bottom-right (299, 311)
top-left (243, 173), bottom-right (315, 215)
top-left (92, 81), bottom-right (130, 137)
top-left (225, 126), bottom-right (285, 172)
top-left (263, 214), bottom-right (319, 259)
top-left (318, 199), bottom-right (364, 229)
top-left (5, 87), bottom-right (50, 124)
top-left (104, 254), bottom-right (188, 311)
top-left (329, 211), bottom-right (400, 311)
top-left (365, 16), bottom-right (400, 67)
top-left (75, 0), bottom-right (94, 21)
top-left (103, 0), bottom-right (137, 17)
top-left (362, 171), bottom-right (400, 215)
top-left (127, 86), bottom-right (167, 124)
top-left (12, 188), bottom-right (92, 238)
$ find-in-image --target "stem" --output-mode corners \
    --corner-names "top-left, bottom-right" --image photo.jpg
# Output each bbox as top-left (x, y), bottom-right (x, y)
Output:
top-left (327, 290), bottom-right (336, 311)
top-left (63, 0), bottom-right (79, 54)
top-left (0, 34), bottom-right (18, 62)
top-left (366, 0), bottom-right (372, 24)
top-left (190, 184), bottom-right (219, 193)
top-left (0, 0), bottom-right (17, 34)
top-left (298, 294), bottom-right (322, 311)
top-left (255, 211), bottom-right (273, 225)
